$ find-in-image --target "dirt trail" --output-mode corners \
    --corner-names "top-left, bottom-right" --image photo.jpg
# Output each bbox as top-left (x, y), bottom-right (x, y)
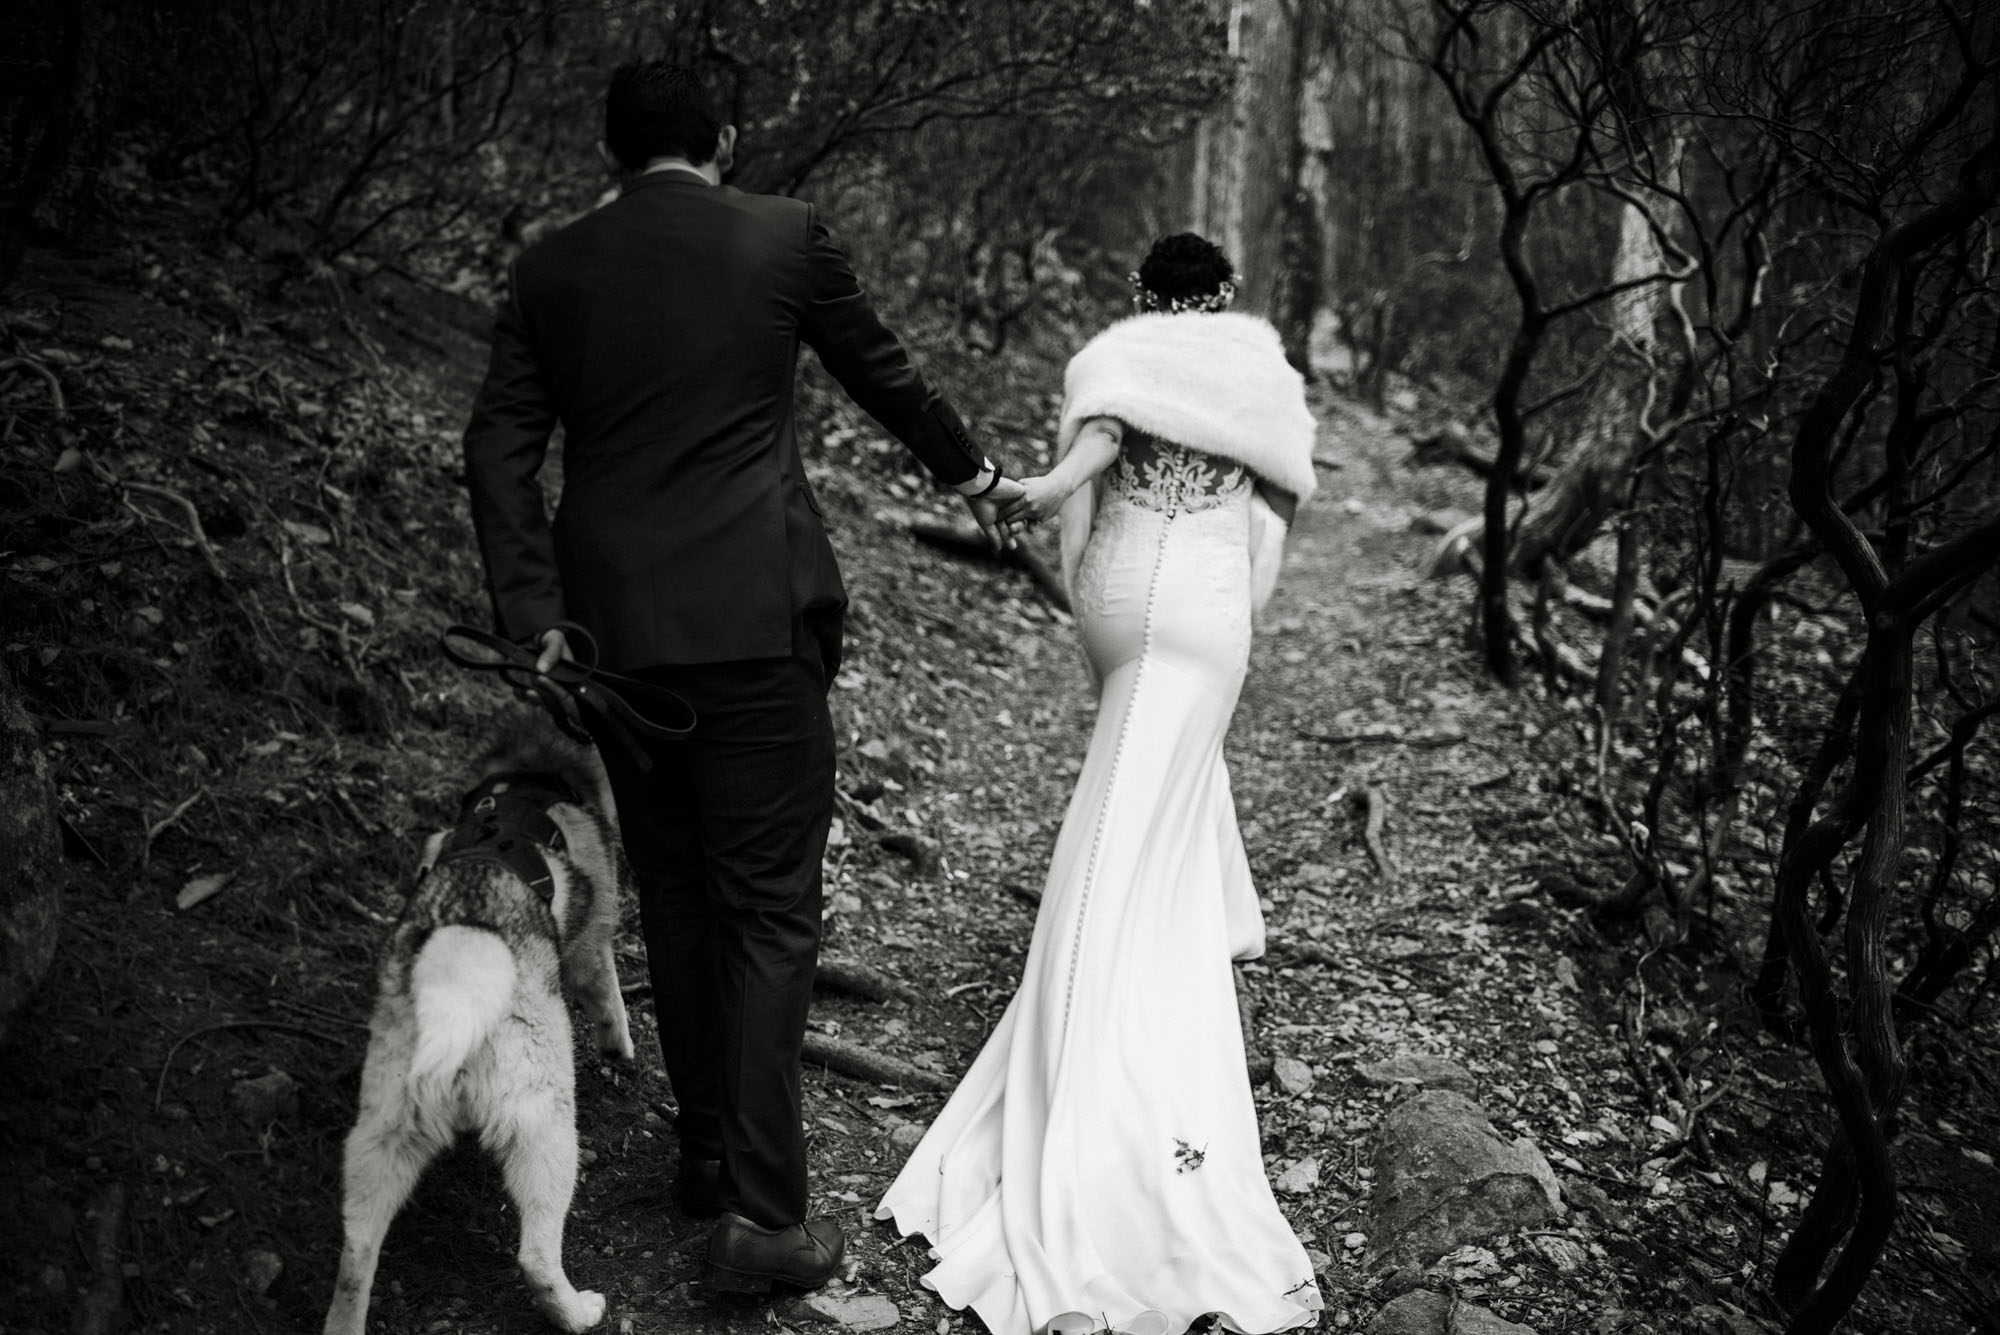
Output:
top-left (791, 388), bottom-right (1629, 1335)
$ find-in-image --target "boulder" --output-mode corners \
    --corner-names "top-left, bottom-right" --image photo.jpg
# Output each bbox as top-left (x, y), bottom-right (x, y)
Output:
top-left (1367, 1290), bottom-right (1539, 1335)
top-left (1357, 1054), bottom-right (1478, 1096)
top-left (1367, 1089), bottom-right (1563, 1269)
top-left (0, 668), bottom-right (63, 1045)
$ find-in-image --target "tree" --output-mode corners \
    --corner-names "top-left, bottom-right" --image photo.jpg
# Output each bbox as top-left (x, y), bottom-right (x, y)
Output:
top-left (1415, 2), bottom-right (2000, 1329)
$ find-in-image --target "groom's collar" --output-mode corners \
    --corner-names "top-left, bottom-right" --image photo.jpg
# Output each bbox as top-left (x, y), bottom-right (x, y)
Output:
top-left (625, 162), bottom-right (715, 192)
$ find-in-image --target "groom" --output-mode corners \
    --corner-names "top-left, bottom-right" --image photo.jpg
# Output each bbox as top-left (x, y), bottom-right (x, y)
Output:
top-left (461, 61), bottom-right (1021, 1291)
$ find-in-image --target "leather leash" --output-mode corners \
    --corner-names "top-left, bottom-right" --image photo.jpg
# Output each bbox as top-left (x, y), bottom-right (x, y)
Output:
top-left (439, 623), bottom-right (695, 772)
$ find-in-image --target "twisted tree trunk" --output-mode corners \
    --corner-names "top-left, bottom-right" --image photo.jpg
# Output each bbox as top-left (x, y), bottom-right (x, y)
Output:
top-left (1766, 119), bottom-right (2000, 1334)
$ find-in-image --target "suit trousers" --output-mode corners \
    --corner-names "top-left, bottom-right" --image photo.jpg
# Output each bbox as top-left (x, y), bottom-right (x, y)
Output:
top-left (592, 621), bottom-right (836, 1228)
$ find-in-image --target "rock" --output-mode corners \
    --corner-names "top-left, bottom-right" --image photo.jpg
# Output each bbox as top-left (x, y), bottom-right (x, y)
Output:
top-left (887, 1121), bottom-right (925, 1151)
top-left (1274, 1157), bottom-right (1320, 1195)
top-left (1366, 1089), bottom-right (1563, 1269)
top-left (803, 1292), bottom-right (901, 1330)
top-left (1366, 1290), bottom-right (1539, 1335)
top-left (1273, 1056), bottom-right (1316, 1096)
top-left (1431, 1244), bottom-right (1502, 1282)
top-left (230, 1070), bottom-right (299, 1125)
top-left (1526, 1233), bottom-right (1588, 1272)
top-left (241, 1249), bottom-right (284, 1297)
top-left (1561, 1178), bottom-right (1627, 1229)
top-left (0, 667), bottom-right (64, 1045)
top-left (1356, 1054), bottom-right (1478, 1096)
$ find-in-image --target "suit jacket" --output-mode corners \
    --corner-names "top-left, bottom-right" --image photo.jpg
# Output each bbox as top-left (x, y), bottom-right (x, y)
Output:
top-left (462, 169), bottom-right (985, 671)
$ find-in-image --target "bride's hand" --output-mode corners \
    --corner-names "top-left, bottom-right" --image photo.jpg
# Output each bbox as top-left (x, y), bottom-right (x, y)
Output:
top-left (998, 474), bottom-right (1068, 526)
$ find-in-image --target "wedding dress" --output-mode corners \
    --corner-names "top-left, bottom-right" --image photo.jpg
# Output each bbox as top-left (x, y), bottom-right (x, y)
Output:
top-left (875, 433), bottom-right (1323, 1335)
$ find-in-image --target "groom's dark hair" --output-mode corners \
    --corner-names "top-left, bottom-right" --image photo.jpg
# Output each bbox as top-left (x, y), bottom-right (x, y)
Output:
top-left (605, 62), bottom-right (722, 171)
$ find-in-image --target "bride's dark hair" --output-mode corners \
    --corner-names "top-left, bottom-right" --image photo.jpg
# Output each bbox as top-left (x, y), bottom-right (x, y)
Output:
top-left (1133, 233), bottom-right (1236, 313)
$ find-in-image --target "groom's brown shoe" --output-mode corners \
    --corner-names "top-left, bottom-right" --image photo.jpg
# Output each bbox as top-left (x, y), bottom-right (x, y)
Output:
top-left (704, 1212), bottom-right (845, 1293)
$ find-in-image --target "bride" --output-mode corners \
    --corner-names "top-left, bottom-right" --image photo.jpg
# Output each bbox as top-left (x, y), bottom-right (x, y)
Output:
top-left (875, 233), bottom-right (1322, 1335)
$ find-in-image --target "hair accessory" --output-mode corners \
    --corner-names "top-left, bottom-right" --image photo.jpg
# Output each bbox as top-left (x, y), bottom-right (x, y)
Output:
top-left (1129, 274), bottom-right (1237, 315)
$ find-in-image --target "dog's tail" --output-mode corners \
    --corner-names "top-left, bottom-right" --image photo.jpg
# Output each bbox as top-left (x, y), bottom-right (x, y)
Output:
top-left (407, 926), bottom-right (516, 1096)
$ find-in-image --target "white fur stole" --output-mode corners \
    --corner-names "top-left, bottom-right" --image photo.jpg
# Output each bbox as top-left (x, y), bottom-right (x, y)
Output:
top-left (1055, 312), bottom-right (1317, 633)
top-left (1056, 311), bottom-right (1318, 504)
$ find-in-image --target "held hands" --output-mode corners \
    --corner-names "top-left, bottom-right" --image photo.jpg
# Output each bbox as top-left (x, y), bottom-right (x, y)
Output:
top-left (997, 474), bottom-right (1070, 528)
top-left (967, 475), bottom-right (1027, 552)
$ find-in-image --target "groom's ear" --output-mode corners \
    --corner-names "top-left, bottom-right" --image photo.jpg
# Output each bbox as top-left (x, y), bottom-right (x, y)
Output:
top-left (714, 125), bottom-right (737, 176)
top-left (595, 140), bottom-right (619, 174)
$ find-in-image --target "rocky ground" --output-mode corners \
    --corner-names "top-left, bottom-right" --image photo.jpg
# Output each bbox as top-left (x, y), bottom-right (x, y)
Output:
top-left (3, 214), bottom-right (1994, 1335)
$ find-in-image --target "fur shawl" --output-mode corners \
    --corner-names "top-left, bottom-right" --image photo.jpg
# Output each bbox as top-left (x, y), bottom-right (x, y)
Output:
top-left (1056, 311), bottom-right (1317, 505)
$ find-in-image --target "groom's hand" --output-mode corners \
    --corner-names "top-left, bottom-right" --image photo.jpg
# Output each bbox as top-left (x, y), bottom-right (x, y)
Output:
top-left (534, 627), bottom-right (575, 675)
top-left (512, 627), bottom-right (575, 704)
top-left (967, 476), bottom-right (1027, 552)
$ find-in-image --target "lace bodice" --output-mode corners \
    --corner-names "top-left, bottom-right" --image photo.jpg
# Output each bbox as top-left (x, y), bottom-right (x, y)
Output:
top-left (1103, 432), bottom-right (1248, 513)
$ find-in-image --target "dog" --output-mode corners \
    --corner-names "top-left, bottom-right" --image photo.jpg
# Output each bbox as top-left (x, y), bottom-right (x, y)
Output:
top-left (324, 715), bottom-right (635, 1335)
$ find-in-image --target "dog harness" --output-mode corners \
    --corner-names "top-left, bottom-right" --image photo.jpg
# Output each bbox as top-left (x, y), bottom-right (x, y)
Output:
top-left (428, 771), bottom-right (577, 902)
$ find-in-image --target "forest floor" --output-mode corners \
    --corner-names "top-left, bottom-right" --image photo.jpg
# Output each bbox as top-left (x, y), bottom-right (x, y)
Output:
top-left (2, 204), bottom-right (1996, 1335)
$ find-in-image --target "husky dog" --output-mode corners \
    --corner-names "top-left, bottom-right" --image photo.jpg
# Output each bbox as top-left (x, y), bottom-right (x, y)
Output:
top-left (324, 717), bottom-right (635, 1335)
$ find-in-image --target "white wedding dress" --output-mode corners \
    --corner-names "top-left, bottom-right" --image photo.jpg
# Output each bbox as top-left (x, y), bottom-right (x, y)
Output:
top-left (876, 435), bottom-right (1323, 1335)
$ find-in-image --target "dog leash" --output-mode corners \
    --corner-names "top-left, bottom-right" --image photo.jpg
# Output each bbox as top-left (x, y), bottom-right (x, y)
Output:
top-left (439, 623), bottom-right (696, 772)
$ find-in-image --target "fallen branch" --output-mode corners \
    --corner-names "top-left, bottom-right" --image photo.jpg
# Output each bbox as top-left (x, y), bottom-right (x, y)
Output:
top-left (878, 829), bottom-right (943, 875)
top-left (1426, 515), bottom-right (1486, 579)
top-left (908, 521), bottom-right (1070, 611)
top-left (1237, 972), bottom-right (1273, 1086)
top-left (1003, 881), bottom-right (1042, 908)
top-left (142, 790), bottom-right (205, 870)
top-left (153, 1019), bottom-right (346, 1111)
top-left (1297, 726), bottom-right (1464, 749)
top-left (801, 1031), bottom-right (954, 1092)
top-left (1562, 582), bottom-right (1658, 628)
top-left (814, 955), bottom-right (918, 1004)
top-left (73, 1182), bottom-right (125, 1335)
top-left (1406, 423), bottom-right (1548, 491)
top-left (619, 955), bottom-right (920, 1005)
top-left (1362, 784), bottom-right (1398, 884)
top-left (122, 481), bottom-right (228, 581)
top-left (835, 785), bottom-right (888, 831)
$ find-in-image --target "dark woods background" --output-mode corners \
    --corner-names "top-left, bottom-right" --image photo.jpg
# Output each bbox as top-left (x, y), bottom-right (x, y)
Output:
top-left (5, 2), bottom-right (2000, 1333)
top-left (2, 0), bottom-right (1225, 338)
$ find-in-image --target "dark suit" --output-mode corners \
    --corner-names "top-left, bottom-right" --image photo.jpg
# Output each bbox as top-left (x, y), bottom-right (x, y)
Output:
top-left (462, 168), bottom-right (986, 1227)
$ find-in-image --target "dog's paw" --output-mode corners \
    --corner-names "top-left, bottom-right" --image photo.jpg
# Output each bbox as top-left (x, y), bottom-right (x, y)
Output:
top-left (549, 1288), bottom-right (605, 1331)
